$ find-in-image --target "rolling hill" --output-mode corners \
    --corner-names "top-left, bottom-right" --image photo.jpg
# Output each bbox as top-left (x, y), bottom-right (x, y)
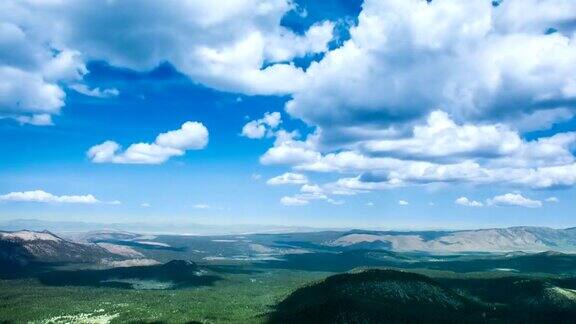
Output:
top-left (269, 269), bottom-right (576, 323)
top-left (269, 269), bottom-right (486, 323)
top-left (0, 230), bottom-right (126, 278)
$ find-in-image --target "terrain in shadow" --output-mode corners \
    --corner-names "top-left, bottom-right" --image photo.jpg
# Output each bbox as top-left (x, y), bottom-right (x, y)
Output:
top-left (269, 269), bottom-right (576, 324)
top-left (39, 260), bottom-right (220, 289)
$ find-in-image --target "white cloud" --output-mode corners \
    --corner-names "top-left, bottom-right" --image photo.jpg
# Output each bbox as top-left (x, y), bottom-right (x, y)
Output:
top-left (487, 193), bottom-right (542, 208)
top-left (0, 16), bottom-right (86, 124)
top-left (259, 131), bottom-right (321, 166)
top-left (155, 121), bottom-right (209, 150)
top-left (300, 184), bottom-right (323, 194)
top-left (279, 182), bottom-right (345, 206)
top-left (0, 190), bottom-right (101, 204)
top-left (398, 200), bottom-right (409, 206)
top-left (0, 66), bottom-right (65, 125)
top-left (13, 114), bottom-right (53, 126)
top-left (0, 1), bottom-right (335, 124)
top-left (5, 0), bottom-right (576, 144)
top-left (241, 121), bottom-right (267, 139)
top-left (247, 0), bottom-right (576, 196)
top-left (140, 203), bottom-right (151, 208)
top-left (6, 0), bottom-right (576, 200)
top-left (87, 121), bottom-right (208, 164)
top-left (280, 196), bottom-right (309, 206)
top-left (69, 84), bottom-right (119, 98)
top-left (241, 112), bottom-right (282, 139)
top-left (266, 172), bottom-right (308, 185)
top-left (193, 204), bottom-right (210, 209)
top-left (362, 111), bottom-right (522, 160)
top-left (366, 202), bottom-right (374, 206)
top-left (286, 0), bottom-right (576, 143)
top-left (455, 197), bottom-right (484, 207)
top-left (545, 197), bottom-right (559, 203)
top-left (259, 109), bottom-right (576, 191)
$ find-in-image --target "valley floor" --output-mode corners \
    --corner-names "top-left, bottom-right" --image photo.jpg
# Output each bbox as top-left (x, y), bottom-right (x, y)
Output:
top-left (0, 268), bottom-right (328, 323)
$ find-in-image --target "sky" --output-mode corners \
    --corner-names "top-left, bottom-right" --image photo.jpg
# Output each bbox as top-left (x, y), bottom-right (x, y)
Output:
top-left (0, 0), bottom-right (575, 230)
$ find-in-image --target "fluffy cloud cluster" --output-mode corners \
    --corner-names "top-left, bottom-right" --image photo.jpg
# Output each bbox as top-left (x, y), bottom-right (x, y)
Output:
top-left (487, 193), bottom-right (542, 208)
top-left (286, 0), bottom-right (576, 143)
top-left (456, 193), bottom-right (561, 208)
top-left (455, 197), bottom-right (484, 207)
top-left (245, 0), bottom-right (576, 202)
top-left (241, 112), bottom-right (282, 139)
top-left (0, 190), bottom-right (107, 204)
top-left (0, 44), bottom-right (83, 125)
top-left (88, 121), bottom-right (208, 164)
top-left (1, 0), bottom-right (335, 125)
top-left (261, 110), bottom-right (576, 193)
top-left (5, 0), bottom-right (576, 135)
top-left (6, 0), bottom-right (576, 205)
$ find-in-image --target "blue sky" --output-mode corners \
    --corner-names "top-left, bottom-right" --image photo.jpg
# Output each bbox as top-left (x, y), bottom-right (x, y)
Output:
top-left (1, 0), bottom-right (575, 229)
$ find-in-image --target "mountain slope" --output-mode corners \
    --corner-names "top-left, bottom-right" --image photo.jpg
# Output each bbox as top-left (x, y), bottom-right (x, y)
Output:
top-left (269, 269), bottom-right (486, 324)
top-left (270, 269), bottom-right (576, 324)
top-left (326, 227), bottom-right (576, 253)
top-left (0, 230), bottom-right (121, 268)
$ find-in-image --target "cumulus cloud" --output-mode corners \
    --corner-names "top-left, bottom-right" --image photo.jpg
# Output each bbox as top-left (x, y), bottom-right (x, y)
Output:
top-left (487, 193), bottom-right (542, 208)
top-left (0, 0), bottom-right (335, 124)
top-left (455, 197), bottom-right (484, 207)
top-left (241, 112), bottom-right (281, 139)
top-left (87, 121), bottom-right (208, 164)
top-left (259, 130), bottom-right (321, 166)
top-left (0, 190), bottom-right (104, 204)
top-left (0, 16), bottom-right (86, 125)
top-left (259, 109), bottom-right (576, 192)
top-left (398, 200), bottom-right (409, 206)
top-left (266, 172), bottom-right (308, 185)
top-left (7, 0), bottom-right (576, 203)
top-left (251, 0), bottom-right (576, 199)
top-left (5, 0), bottom-right (576, 138)
top-left (286, 0), bottom-right (576, 143)
top-left (362, 111), bottom-right (522, 161)
top-left (545, 197), bottom-right (559, 203)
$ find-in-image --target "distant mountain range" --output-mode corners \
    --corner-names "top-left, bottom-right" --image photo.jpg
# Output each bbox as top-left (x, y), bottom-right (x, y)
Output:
top-left (3, 225), bottom-right (576, 273)
top-left (0, 219), bottom-right (331, 235)
top-left (326, 227), bottom-right (576, 253)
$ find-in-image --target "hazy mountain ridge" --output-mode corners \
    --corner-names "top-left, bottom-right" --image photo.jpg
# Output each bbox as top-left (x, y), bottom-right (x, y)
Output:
top-left (328, 227), bottom-right (576, 253)
top-left (0, 219), bottom-right (331, 236)
top-left (0, 230), bottom-right (121, 264)
top-left (6, 220), bottom-right (576, 254)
